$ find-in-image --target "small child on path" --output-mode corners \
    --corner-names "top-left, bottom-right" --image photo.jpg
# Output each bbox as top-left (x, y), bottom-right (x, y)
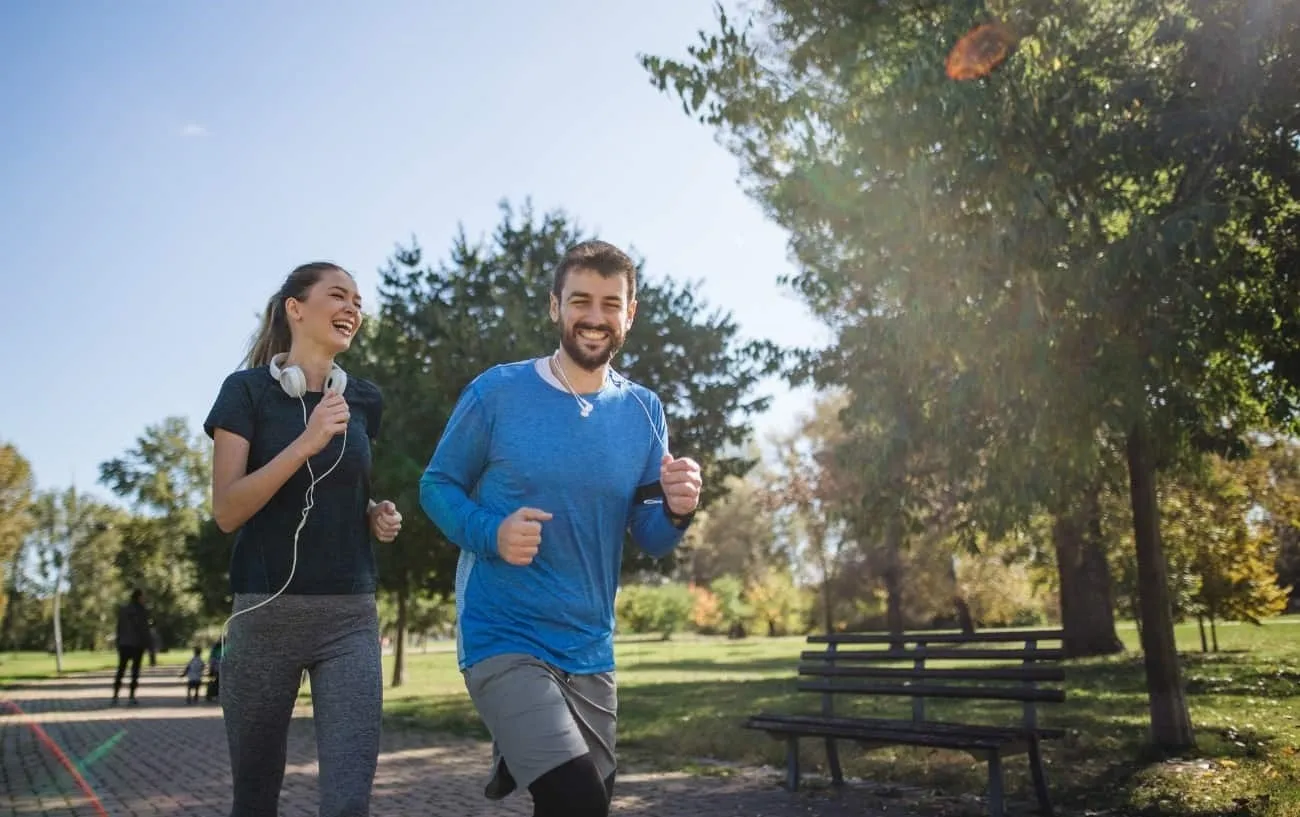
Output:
top-left (180, 646), bottom-right (205, 704)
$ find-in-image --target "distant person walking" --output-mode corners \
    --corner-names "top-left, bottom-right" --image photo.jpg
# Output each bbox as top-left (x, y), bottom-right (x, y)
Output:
top-left (112, 588), bottom-right (152, 706)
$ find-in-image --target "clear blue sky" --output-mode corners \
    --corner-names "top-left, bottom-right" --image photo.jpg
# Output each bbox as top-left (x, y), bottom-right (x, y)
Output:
top-left (0, 1), bottom-right (827, 501)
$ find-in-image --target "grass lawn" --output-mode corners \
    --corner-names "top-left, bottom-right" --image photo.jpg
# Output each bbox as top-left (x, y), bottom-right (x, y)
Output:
top-left (378, 618), bottom-right (1300, 816)
top-left (0, 648), bottom-right (188, 684)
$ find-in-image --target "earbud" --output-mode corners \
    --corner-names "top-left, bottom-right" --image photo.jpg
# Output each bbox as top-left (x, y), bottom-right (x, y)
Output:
top-left (268, 353), bottom-right (348, 398)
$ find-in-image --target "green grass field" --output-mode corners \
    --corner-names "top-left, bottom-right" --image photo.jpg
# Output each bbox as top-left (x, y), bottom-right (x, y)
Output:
top-left (5, 618), bottom-right (1298, 815)
top-left (0, 648), bottom-right (189, 683)
top-left (377, 619), bottom-right (1300, 816)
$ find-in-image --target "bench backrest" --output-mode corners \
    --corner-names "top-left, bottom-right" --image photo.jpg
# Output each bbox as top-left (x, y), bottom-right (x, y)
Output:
top-left (798, 628), bottom-right (1066, 728)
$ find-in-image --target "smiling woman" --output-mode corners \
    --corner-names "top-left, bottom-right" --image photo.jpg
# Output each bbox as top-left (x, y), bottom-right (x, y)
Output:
top-left (200, 261), bottom-right (404, 817)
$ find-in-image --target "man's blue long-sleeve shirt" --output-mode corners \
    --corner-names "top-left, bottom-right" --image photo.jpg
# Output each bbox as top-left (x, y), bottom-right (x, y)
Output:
top-left (419, 358), bottom-right (686, 674)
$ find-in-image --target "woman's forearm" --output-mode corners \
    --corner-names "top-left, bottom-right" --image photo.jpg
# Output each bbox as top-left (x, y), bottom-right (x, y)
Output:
top-left (214, 436), bottom-right (313, 533)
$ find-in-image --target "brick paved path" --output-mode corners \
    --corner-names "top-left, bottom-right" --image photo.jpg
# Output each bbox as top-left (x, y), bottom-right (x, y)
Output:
top-left (1, 666), bottom-right (954, 817)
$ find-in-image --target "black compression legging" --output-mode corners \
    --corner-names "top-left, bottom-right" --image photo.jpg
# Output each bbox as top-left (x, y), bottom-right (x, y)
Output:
top-left (527, 754), bottom-right (615, 817)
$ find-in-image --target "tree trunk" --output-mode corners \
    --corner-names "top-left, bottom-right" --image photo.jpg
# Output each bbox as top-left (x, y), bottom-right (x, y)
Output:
top-left (947, 554), bottom-right (975, 634)
top-left (884, 519), bottom-right (904, 646)
top-left (1126, 423), bottom-right (1195, 753)
top-left (1197, 615), bottom-right (1208, 653)
top-left (820, 577), bottom-right (834, 634)
top-left (1210, 616), bottom-right (1218, 653)
top-left (817, 529), bottom-right (835, 634)
top-left (391, 583), bottom-right (407, 688)
top-left (1052, 490), bottom-right (1124, 658)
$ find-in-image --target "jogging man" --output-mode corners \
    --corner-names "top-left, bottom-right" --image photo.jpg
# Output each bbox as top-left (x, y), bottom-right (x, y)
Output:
top-left (419, 239), bottom-right (702, 817)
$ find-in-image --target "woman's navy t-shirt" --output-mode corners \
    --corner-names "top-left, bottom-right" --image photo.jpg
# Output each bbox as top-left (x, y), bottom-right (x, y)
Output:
top-left (203, 365), bottom-right (383, 596)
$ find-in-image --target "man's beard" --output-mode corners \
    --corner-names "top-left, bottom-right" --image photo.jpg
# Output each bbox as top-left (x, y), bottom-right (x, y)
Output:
top-left (560, 322), bottom-right (624, 372)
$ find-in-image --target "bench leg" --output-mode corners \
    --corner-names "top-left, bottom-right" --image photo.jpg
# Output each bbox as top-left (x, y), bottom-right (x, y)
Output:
top-left (987, 751), bottom-right (1005, 817)
top-left (1028, 736), bottom-right (1054, 816)
top-left (824, 737), bottom-right (844, 786)
top-left (785, 736), bottom-right (801, 792)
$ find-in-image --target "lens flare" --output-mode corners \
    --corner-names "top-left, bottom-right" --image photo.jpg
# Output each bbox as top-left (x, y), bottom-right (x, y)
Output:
top-left (947, 22), bottom-right (1019, 81)
top-left (1, 698), bottom-right (111, 817)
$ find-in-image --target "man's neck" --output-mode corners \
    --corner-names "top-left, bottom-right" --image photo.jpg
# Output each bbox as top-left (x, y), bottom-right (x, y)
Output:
top-left (553, 349), bottom-right (608, 394)
top-left (283, 344), bottom-right (335, 392)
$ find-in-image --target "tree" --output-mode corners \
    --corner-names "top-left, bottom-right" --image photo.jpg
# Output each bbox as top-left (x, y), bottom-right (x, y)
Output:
top-left (641, 0), bottom-right (1300, 753)
top-left (186, 518), bottom-right (234, 624)
top-left (62, 499), bottom-right (124, 651)
top-left (675, 470), bottom-right (786, 587)
top-left (764, 392), bottom-right (854, 634)
top-left (343, 199), bottom-right (778, 685)
top-left (1160, 451), bottom-right (1291, 651)
top-left (99, 416), bottom-right (211, 647)
top-left (0, 442), bottom-right (35, 629)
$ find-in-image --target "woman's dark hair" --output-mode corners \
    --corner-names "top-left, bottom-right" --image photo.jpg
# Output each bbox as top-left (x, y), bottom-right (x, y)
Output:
top-left (245, 262), bottom-right (351, 368)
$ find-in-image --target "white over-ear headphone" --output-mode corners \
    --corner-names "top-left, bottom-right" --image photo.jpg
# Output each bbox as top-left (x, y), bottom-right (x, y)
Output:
top-left (268, 353), bottom-right (348, 398)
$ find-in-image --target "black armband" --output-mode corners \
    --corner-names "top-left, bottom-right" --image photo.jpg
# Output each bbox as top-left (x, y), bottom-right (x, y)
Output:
top-left (635, 482), bottom-right (695, 530)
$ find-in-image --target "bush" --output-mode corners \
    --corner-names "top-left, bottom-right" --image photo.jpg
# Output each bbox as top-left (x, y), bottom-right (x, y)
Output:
top-left (689, 584), bottom-right (724, 633)
top-left (745, 570), bottom-right (811, 636)
top-left (710, 575), bottom-right (752, 638)
top-left (616, 582), bottom-right (695, 640)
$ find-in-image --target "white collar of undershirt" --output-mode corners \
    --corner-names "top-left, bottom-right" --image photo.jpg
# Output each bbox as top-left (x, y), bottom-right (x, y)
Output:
top-left (534, 356), bottom-right (566, 392)
top-left (534, 355), bottom-right (613, 395)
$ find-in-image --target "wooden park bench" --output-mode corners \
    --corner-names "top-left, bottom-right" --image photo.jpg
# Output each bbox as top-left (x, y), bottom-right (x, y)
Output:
top-left (744, 628), bottom-right (1067, 817)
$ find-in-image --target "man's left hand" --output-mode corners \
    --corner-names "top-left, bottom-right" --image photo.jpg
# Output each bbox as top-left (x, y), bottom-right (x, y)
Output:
top-left (660, 454), bottom-right (703, 516)
top-left (369, 500), bottom-right (403, 543)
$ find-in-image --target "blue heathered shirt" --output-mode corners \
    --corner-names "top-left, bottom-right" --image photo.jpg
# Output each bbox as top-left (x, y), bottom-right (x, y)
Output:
top-left (419, 358), bottom-right (686, 675)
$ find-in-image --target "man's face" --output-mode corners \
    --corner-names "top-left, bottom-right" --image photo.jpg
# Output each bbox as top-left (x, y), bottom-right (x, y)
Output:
top-left (550, 268), bottom-right (636, 371)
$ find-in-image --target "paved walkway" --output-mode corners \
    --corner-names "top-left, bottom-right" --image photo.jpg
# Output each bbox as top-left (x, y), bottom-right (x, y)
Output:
top-left (1, 666), bottom-right (950, 817)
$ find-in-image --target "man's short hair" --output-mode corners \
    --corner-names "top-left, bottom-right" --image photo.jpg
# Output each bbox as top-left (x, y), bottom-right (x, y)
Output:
top-left (552, 240), bottom-right (638, 302)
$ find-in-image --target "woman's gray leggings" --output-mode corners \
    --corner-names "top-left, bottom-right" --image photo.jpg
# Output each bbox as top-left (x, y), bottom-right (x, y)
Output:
top-left (221, 592), bottom-right (382, 817)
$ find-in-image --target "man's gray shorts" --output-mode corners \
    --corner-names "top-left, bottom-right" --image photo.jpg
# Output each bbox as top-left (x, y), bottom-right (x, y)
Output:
top-left (463, 652), bottom-right (617, 798)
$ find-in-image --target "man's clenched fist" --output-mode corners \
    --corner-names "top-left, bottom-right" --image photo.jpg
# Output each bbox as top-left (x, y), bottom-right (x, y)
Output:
top-left (496, 507), bottom-right (553, 566)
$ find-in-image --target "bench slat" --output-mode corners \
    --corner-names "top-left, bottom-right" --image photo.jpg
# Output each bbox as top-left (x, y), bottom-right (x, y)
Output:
top-left (746, 716), bottom-right (1009, 751)
top-left (796, 680), bottom-right (1067, 703)
top-left (747, 712), bottom-right (1067, 742)
top-left (797, 664), bottom-right (1066, 682)
top-left (807, 628), bottom-right (1064, 646)
top-left (800, 647), bottom-right (1066, 663)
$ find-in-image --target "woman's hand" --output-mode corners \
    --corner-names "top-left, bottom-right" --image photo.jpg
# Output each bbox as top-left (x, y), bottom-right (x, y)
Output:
top-left (369, 500), bottom-right (402, 543)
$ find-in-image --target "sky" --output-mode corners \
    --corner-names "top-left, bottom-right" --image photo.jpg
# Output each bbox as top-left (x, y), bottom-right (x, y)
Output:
top-left (0, 1), bottom-right (829, 503)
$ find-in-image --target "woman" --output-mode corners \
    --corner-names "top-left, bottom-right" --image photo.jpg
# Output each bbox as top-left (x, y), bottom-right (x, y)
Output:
top-left (203, 261), bottom-right (402, 817)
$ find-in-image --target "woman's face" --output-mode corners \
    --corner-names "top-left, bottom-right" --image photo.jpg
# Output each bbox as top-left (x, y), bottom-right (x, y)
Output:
top-left (287, 268), bottom-right (362, 355)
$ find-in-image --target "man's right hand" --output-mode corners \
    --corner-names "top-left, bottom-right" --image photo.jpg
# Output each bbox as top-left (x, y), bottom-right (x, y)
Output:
top-left (496, 507), bottom-right (553, 565)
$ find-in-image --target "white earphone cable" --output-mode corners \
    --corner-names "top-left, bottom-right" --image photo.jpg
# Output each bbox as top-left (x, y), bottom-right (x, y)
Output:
top-left (219, 394), bottom-right (347, 655)
top-left (549, 351), bottom-right (669, 454)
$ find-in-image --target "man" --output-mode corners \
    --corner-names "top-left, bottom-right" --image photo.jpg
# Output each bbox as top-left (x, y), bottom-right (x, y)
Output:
top-left (112, 588), bottom-right (152, 705)
top-left (419, 240), bottom-right (702, 817)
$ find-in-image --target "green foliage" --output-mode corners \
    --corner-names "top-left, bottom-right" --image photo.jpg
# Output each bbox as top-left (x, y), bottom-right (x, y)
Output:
top-left (185, 518), bottom-right (234, 623)
top-left (0, 441), bottom-right (35, 624)
top-left (97, 416), bottom-right (211, 647)
top-left (61, 501), bottom-right (126, 650)
top-left (676, 471), bottom-right (786, 587)
top-left (615, 582), bottom-right (696, 640)
top-left (1163, 453), bottom-right (1292, 631)
top-left (708, 574), bottom-right (751, 635)
top-left (640, 0), bottom-right (1300, 750)
top-left (743, 568), bottom-right (811, 636)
